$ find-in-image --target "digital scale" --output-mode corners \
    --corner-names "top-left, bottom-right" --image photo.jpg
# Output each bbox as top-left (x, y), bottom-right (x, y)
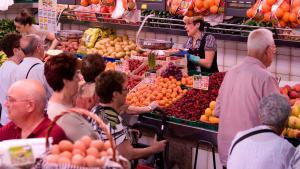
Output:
top-left (136, 0), bottom-right (167, 11)
top-left (225, 0), bottom-right (256, 17)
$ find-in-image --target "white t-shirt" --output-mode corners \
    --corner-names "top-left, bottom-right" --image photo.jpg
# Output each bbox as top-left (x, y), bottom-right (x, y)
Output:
top-left (13, 57), bottom-right (53, 99)
top-left (227, 125), bottom-right (295, 169)
top-left (0, 60), bottom-right (18, 125)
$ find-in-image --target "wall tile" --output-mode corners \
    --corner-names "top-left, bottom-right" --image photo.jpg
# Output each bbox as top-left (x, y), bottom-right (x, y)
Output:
top-left (178, 36), bottom-right (188, 44)
top-left (224, 49), bottom-right (237, 67)
top-left (166, 35), bottom-right (178, 44)
top-left (217, 48), bottom-right (224, 66)
top-left (216, 40), bottom-right (224, 49)
top-left (156, 34), bottom-right (167, 40)
top-left (277, 47), bottom-right (291, 55)
top-left (145, 32), bottom-right (156, 39)
top-left (237, 42), bottom-right (247, 51)
top-left (291, 56), bottom-right (300, 76)
top-left (277, 74), bottom-right (290, 81)
top-left (291, 76), bottom-right (300, 82)
top-left (224, 41), bottom-right (237, 50)
top-left (291, 48), bottom-right (300, 57)
top-left (276, 55), bottom-right (291, 75)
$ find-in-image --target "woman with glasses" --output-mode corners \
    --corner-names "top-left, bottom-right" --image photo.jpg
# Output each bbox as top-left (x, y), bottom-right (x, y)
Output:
top-left (14, 9), bottom-right (59, 50)
top-left (0, 33), bottom-right (24, 125)
top-left (44, 53), bottom-right (99, 141)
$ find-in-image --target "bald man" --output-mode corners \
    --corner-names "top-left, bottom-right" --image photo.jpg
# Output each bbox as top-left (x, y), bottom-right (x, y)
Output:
top-left (0, 80), bottom-right (67, 144)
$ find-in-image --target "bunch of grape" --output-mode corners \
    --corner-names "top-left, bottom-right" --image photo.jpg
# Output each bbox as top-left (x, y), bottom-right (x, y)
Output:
top-left (161, 62), bottom-right (182, 81)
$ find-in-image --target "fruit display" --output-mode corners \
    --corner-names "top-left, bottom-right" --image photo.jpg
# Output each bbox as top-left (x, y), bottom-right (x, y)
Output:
top-left (56, 39), bottom-right (80, 53)
top-left (193, 0), bottom-right (225, 15)
top-left (289, 0), bottom-right (300, 26)
top-left (45, 136), bottom-right (112, 167)
top-left (280, 83), bottom-right (300, 105)
top-left (105, 62), bottom-right (116, 71)
top-left (164, 89), bottom-right (210, 121)
top-left (273, 0), bottom-right (291, 27)
top-left (161, 62), bottom-right (183, 81)
top-left (0, 51), bottom-right (7, 66)
top-left (128, 59), bottom-right (143, 72)
top-left (127, 76), bottom-right (142, 90)
top-left (283, 102), bottom-right (300, 138)
top-left (181, 76), bottom-right (193, 87)
top-left (126, 76), bottom-right (187, 107)
top-left (199, 101), bottom-right (219, 124)
top-left (93, 35), bottom-right (139, 59)
top-left (134, 64), bottom-right (162, 76)
top-left (208, 72), bottom-right (226, 101)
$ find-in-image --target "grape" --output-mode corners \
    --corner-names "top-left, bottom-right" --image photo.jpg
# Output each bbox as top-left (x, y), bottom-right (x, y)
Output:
top-left (161, 62), bottom-right (183, 81)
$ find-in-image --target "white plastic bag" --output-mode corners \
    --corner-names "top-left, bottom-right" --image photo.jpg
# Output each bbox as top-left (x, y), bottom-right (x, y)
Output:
top-left (0, 0), bottom-right (14, 11)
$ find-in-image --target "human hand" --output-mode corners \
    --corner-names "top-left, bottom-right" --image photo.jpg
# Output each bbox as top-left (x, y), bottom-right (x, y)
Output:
top-left (152, 139), bottom-right (167, 153)
top-left (188, 54), bottom-right (200, 63)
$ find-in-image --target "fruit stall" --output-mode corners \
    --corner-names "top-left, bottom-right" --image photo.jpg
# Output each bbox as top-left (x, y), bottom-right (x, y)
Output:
top-left (1, 0), bottom-right (300, 168)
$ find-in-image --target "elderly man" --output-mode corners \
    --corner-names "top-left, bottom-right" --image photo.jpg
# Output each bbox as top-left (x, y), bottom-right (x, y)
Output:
top-left (215, 28), bottom-right (279, 167)
top-left (0, 80), bottom-right (67, 144)
top-left (13, 34), bottom-right (53, 99)
top-left (227, 93), bottom-right (295, 169)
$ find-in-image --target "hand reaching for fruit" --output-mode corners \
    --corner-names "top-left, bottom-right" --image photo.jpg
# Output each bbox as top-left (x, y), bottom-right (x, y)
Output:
top-left (151, 136), bottom-right (167, 153)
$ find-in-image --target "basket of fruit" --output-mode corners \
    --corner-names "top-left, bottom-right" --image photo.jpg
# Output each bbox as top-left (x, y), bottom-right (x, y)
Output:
top-left (38, 108), bottom-right (130, 169)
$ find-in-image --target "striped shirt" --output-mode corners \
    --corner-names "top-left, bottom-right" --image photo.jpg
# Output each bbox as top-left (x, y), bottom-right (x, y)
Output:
top-left (90, 106), bottom-right (128, 146)
top-left (184, 33), bottom-right (217, 51)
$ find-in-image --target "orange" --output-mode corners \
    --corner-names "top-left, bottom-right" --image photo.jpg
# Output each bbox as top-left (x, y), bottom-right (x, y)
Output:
top-left (280, 2), bottom-right (290, 12)
top-left (292, 0), bottom-right (300, 8)
top-left (81, 0), bottom-right (89, 6)
top-left (262, 3), bottom-right (271, 13)
top-left (209, 0), bottom-right (215, 7)
top-left (266, 0), bottom-right (276, 6)
top-left (279, 20), bottom-right (287, 27)
top-left (185, 10), bottom-right (194, 17)
top-left (90, 0), bottom-right (99, 4)
top-left (289, 12), bottom-right (297, 23)
top-left (203, 0), bottom-right (210, 9)
top-left (195, 0), bottom-right (203, 9)
top-left (291, 6), bottom-right (300, 13)
top-left (263, 12), bottom-right (271, 22)
top-left (282, 12), bottom-right (290, 22)
top-left (214, 0), bottom-right (221, 6)
top-left (275, 8), bottom-right (284, 18)
top-left (246, 8), bottom-right (256, 18)
top-left (210, 5), bottom-right (218, 14)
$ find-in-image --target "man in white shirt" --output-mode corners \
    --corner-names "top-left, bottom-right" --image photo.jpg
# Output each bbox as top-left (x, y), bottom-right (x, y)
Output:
top-left (0, 33), bottom-right (24, 125)
top-left (227, 93), bottom-right (295, 169)
top-left (13, 34), bottom-right (53, 99)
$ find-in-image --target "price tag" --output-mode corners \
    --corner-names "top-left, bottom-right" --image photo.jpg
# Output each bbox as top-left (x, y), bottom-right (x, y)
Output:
top-left (9, 145), bottom-right (34, 166)
top-left (115, 61), bottom-right (123, 72)
top-left (193, 75), bottom-right (201, 89)
top-left (144, 72), bottom-right (156, 84)
top-left (200, 76), bottom-right (210, 90)
top-left (141, 3), bottom-right (148, 10)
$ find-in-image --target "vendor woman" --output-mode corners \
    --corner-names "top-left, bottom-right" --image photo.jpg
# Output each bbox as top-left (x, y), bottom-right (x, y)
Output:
top-left (14, 10), bottom-right (59, 50)
top-left (184, 17), bottom-right (219, 73)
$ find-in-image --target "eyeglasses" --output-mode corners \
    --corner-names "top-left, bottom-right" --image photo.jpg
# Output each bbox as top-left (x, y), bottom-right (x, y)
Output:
top-left (5, 96), bottom-right (30, 104)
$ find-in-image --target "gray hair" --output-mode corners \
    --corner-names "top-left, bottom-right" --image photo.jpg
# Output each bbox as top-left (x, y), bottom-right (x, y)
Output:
top-left (21, 34), bottom-right (43, 56)
top-left (259, 93), bottom-right (291, 129)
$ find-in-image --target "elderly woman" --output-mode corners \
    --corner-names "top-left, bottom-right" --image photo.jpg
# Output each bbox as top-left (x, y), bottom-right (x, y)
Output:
top-left (183, 16), bottom-right (218, 73)
top-left (44, 53), bottom-right (99, 141)
top-left (227, 93), bottom-right (295, 169)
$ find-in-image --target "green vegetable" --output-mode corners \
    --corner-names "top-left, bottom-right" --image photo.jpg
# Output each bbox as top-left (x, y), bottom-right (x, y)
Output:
top-left (0, 19), bottom-right (16, 41)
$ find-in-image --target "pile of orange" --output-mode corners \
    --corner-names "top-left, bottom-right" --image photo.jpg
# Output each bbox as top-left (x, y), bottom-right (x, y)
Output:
top-left (126, 76), bottom-right (188, 107)
top-left (193, 0), bottom-right (221, 15)
top-left (246, 2), bottom-right (260, 18)
top-left (275, 0), bottom-right (291, 27)
top-left (289, 0), bottom-right (300, 26)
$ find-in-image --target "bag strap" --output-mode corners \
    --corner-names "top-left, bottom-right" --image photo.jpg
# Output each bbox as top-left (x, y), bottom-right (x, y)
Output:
top-left (26, 63), bottom-right (41, 79)
top-left (229, 129), bottom-right (277, 155)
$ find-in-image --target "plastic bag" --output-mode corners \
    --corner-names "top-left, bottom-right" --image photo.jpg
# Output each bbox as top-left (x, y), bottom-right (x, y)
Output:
top-left (82, 28), bottom-right (101, 48)
top-left (289, 0), bottom-right (300, 26)
top-left (111, 0), bottom-right (125, 19)
top-left (271, 0), bottom-right (291, 27)
top-left (167, 0), bottom-right (194, 16)
top-left (0, 0), bottom-right (13, 11)
top-left (193, 0), bottom-right (225, 15)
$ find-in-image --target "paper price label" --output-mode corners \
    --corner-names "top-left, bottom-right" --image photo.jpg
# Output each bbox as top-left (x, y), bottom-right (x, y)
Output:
top-left (193, 75), bottom-right (201, 89)
top-left (144, 72), bottom-right (156, 84)
top-left (200, 76), bottom-right (209, 90)
top-left (9, 145), bottom-right (34, 166)
top-left (115, 61), bottom-right (123, 72)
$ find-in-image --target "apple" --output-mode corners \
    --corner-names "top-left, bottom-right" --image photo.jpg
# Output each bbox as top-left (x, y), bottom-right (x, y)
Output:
top-left (289, 91), bottom-right (298, 99)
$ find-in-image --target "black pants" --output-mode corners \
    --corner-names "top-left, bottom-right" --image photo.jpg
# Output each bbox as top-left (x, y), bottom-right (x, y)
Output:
top-left (223, 166), bottom-right (227, 169)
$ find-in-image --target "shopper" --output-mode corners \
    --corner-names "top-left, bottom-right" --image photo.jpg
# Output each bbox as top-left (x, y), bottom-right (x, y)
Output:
top-left (45, 53), bottom-right (99, 141)
top-left (290, 146), bottom-right (300, 169)
top-left (227, 93), bottom-right (295, 169)
top-left (13, 34), bottom-right (53, 99)
top-left (14, 9), bottom-right (58, 50)
top-left (0, 80), bottom-right (67, 144)
top-left (91, 70), bottom-right (167, 160)
top-left (183, 16), bottom-right (218, 73)
top-left (215, 28), bottom-right (279, 167)
top-left (75, 54), bottom-right (106, 110)
top-left (0, 33), bottom-right (24, 125)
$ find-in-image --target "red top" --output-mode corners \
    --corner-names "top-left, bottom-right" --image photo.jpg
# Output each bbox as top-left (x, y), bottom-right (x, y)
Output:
top-left (0, 117), bottom-right (68, 144)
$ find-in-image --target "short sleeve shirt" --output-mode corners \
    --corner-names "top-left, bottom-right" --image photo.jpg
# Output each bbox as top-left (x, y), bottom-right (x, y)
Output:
top-left (184, 33), bottom-right (217, 51)
top-left (90, 105), bottom-right (128, 146)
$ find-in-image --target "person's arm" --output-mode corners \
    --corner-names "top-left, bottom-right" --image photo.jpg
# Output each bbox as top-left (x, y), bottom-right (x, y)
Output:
top-left (262, 76), bottom-right (280, 97)
top-left (123, 102), bottom-right (159, 115)
top-left (46, 32), bottom-right (59, 50)
top-left (117, 139), bottom-right (167, 160)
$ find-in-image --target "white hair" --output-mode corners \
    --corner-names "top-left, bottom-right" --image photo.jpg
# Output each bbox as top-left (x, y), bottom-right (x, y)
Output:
top-left (247, 28), bottom-right (274, 56)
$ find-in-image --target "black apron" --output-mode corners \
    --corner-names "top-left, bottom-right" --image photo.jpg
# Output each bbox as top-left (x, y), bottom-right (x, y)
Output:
top-left (187, 34), bottom-right (219, 74)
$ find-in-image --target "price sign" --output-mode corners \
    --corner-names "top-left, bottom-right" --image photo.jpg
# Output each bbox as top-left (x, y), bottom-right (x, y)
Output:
top-left (38, 0), bottom-right (57, 33)
top-left (144, 72), bottom-right (156, 84)
top-left (115, 61), bottom-right (123, 72)
top-left (193, 75), bottom-right (201, 89)
top-left (9, 145), bottom-right (34, 166)
top-left (200, 76), bottom-right (209, 90)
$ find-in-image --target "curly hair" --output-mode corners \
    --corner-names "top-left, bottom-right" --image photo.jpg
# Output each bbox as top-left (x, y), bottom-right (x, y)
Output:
top-left (81, 54), bottom-right (106, 83)
top-left (0, 33), bottom-right (22, 57)
top-left (95, 70), bottom-right (126, 103)
top-left (44, 53), bottom-right (79, 92)
top-left (14, 9), bottom-right (33, 26)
